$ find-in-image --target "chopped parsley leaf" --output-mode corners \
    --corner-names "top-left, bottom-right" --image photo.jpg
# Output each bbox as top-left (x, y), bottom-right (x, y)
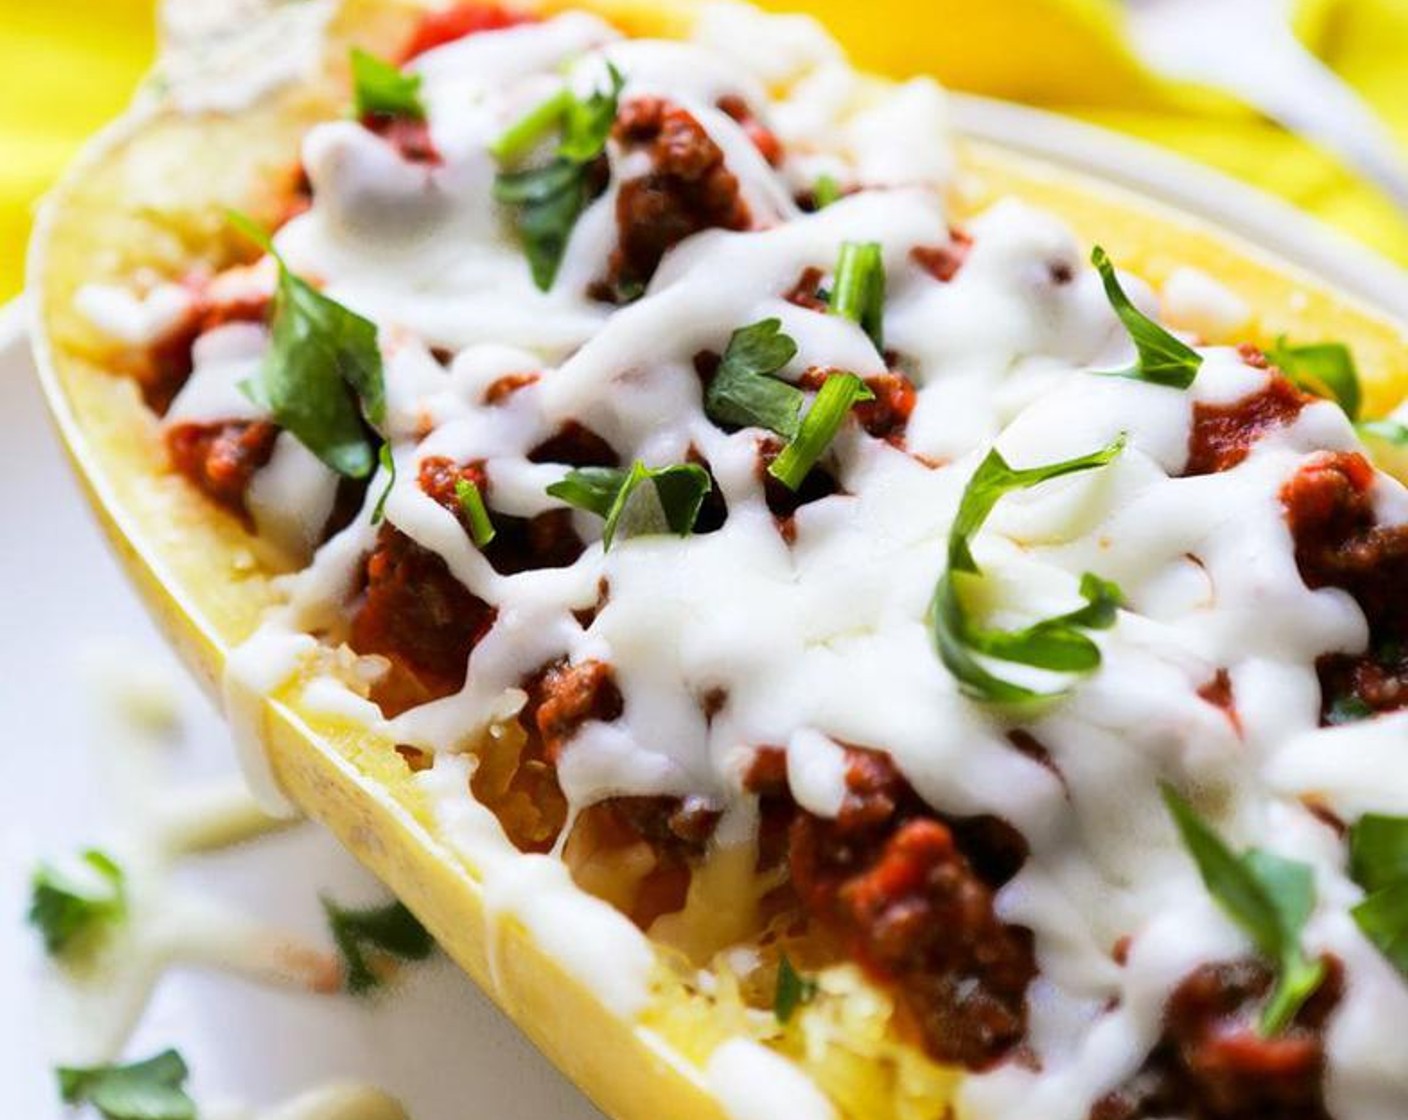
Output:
top-left (1163, 784), bottom-right (1326, 1035)
top-left (1358, 418), bottom-right (1408, 446)
top-left (1352, 883), bottom-right (1408, 977)
top-left (774, 953), bottom-right (819, 1023)
top-left (371, 442), bottom-right (396, 526)
top-left (322, 896), bottom-right (435, 995)
top-left (1269, 336), bottom-right (1362, 421)
top-left (492, 65), bottom-right (625, 290)
top-left (1326, 694), bottom-right (1375, 726)
top-left (57, 1049), bottom-right (195, 1120)
top-left (548, 461), bottom-right (712, 551)
top-left (490, 88), bottom-right (575, 162)
top-left (929, 436), bottom-right (1127, 704)
top-left (704, 318), bottom-right (805, 437)
top-left (1092, 246), bottom-right (1202, 389)
top-left (1347, 813), bottom-right (1408, 978)
top-left (351, 48), bottom-right (426, 122)
top-left (229, 211), bottom-right (386, 479)
top-left (811, 174), bottom-right (842, 209)
top-left (1350, 814), bottom-right (1408, 895)
top-left (28, 848), bottom-right (126, 958)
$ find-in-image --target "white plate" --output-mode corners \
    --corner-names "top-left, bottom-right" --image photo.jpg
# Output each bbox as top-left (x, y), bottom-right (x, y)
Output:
top-left (953, 94), bottom-right (1408, 318)
top-left (0, 295), bottom-right (603, 1119)
top-left (4, 97), bottom-right (1406, 1120)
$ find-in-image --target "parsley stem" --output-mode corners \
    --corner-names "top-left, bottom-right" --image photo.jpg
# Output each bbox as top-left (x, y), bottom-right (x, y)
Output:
top-left (830, 241), bottom-right (885, 350)
top-left (455, 478), bottom-right (497, 548)
top-left (768, 373), bottom-right (873, 491)
top-left (491, 87), bottom-right (574, 162)
top-left (812, 174), bottom-right (842, 209)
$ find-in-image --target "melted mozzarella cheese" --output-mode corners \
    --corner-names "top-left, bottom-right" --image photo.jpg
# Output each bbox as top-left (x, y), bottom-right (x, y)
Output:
top-left (81, 5), bottom-right (1408, 1118)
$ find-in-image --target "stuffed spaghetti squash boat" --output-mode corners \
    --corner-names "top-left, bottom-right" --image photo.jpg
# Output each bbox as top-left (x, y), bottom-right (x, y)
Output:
top-left (29, 1), bottom-right (1408, 1117)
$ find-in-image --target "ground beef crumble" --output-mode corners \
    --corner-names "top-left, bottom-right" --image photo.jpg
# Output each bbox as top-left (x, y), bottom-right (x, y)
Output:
top-left (716, 94), bottom-right (783, 166)
top-left (593, 96), bottom-right (752, 302)
top-left (361, 113), bottom-right (441, 165)
top-left (348, 523), bottom-right (499, 716)
top-left (1185, 359), bottom-right (1314, 476)
top-left (141, 285), bottom-right (271, 416)
top-left (419, 455), bottom-right (585, 574)
top-left (563, 793), bottom-right (720, 928)
top-left (911, 229), bottom-right (974, 284)
top-left (1091, 957), bottom-right (1343, 1120)
top-left (784, 266), bottom-right (828, 312)
top-left (165, 420), bottom-right (280, 520)
top-left (527, 421), bottom-right (620, 468)
top-left (1281, 450), bottom-right (1408, 721)
top-left (522, 658), bottom-right (624, 763)
top-left (748, 745), bottom-right (1036, 1069)
top-left (488, 657), bottom-right (719, 929)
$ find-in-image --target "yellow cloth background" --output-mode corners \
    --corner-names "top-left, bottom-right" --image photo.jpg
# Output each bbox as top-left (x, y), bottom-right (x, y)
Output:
top-left (2, 0), bottom-right (1407, 298)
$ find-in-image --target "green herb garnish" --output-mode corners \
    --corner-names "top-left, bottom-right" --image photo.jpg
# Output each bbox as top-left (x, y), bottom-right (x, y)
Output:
top-left (1353, 883), bottom-right (1408, 976)
top-left (28, 849), bottom-right (126, 958)
top-left (230, 212), bottom-right (386, 479)
top-left (830, 241), bottom-right (885, 351)
top-left (1092, 246), bottom-right (1203, 389)
top-left (929, 437), bottom-right (1126, 704)
top-left (1350, 814), bottom-right (1408, 894)
top-left (1261, 339), bottom-right (1408, 464)
top-left (704, 318), bottom-right (805, 437)
top-left (811, 174), bottom-right (842, 210)
top-left (1358, 418), bottom-right (1408, 446)
top-left (370, 443), bottom-right (396, 526)
top-left (351, 48), bottom-right (426, 121)
top-left (1269, 337), bottom-right (1362, 421)
top-left (1360, 417), bottom-right (1408, 442)
top-left (323, 897), bottom-right (435, 995)
top-left (774, 953), bottom-right (818, 1023)
top-left (1346, 814), bottom-right (1408, 977)
top-left (768, 373), bottom-right (873, 491)
top-left (490, 88), bottom-right (575, 162)
top-left (57, 1050), bottom-right (195, 1120)
top-left (454, 477), bottom-right (497, 547)
top-left (1327, 695), bottom-right (1375, 726)
top-left (548, 461), bottom-right (712, 551)
top-left (492, 65), bottom-right (625, 290)
top-left (1162, 784), bottom-right (1326, 1034)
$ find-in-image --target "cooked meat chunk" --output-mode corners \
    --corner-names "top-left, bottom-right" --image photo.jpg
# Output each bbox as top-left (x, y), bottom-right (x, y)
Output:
top-left (1091, 957), bottom-right (1342, 1120)
top-left (750, 745), bottom-right (1036, 1069)
top-left (595, 97), bottom-right (751, 301)
top-left (166, 420), bottom-right (280, 519)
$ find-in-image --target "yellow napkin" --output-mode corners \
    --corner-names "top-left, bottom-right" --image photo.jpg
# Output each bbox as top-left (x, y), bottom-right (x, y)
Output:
top-left (2, 0), bottom-right (1406, 300)
top-left (800, 0), bottom-right (1408, 266)
top-left (0, 1), bottom-right (154, 299)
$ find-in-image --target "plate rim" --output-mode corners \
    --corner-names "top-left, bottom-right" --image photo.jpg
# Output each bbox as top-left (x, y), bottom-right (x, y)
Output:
top-left (950, 92), bottom-right (1408, 322)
